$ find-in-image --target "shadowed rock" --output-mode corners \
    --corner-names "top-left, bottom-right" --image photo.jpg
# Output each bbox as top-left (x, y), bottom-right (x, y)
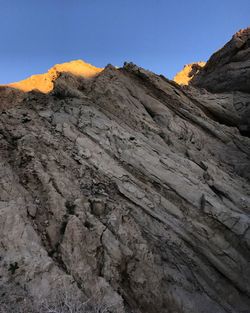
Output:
top-left (0, 33), bottom-right (250, 313)
top-left (190, 28), bottom-right (250, 93)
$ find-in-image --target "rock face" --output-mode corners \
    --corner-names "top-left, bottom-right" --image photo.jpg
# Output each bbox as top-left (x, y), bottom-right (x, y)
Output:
top-left (174, 62), bottom-right (205, 85)
top-left (190, 28), bottom-right (250, 93)
top-left (174, 27), bottom-right (250, 136)
top-left (1, 31), bottom-right (250, 313)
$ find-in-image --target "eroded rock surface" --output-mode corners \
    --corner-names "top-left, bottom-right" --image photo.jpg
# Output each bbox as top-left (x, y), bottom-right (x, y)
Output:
top-left (1, 33), bottom-right (250, 313)
top-left (174, 27), bottom-right (250, 136)
top-left (190, 28), bottom-right (250, 93)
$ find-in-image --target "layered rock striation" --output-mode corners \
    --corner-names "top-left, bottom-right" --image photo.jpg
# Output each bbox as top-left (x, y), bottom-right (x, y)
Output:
top-left (174, 27), bottom-right (250, 137)
top-left (190, 28), bottom-right (250, 93)
top-left (0, 30), bottom-right (250, 313)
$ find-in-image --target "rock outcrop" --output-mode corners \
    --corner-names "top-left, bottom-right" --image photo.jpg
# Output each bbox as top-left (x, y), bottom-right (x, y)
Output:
top-left (190, 28), bottom-right (250, 93)
top-left (174, 27), bottom-right (250, 136)
top-left (0, 30), bottom-right (250, 313)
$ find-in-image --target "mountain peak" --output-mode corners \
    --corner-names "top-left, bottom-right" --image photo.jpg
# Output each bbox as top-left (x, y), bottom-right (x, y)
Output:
top-left (6, 59), bottom-right (103, 93)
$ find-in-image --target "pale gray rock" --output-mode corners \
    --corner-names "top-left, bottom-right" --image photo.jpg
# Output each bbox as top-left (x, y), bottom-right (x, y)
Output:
top-left (1, 33), bottom-right (250, 313)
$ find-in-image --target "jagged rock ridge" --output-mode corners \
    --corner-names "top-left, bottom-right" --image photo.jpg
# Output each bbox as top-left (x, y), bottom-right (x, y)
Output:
top-left (190, 27), bottom-right (250, 93)
top-left (174, 28), bottom-right (250, 137)
top-left (0, 29), bottom-right (250, 313)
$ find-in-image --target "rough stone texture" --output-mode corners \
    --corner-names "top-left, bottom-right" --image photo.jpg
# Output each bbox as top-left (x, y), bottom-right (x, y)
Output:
top-left (181, 85), bottom-right (250, 134)
top-left (174, 27), bottom-right (250, 136)
top-left (190, 28), bottom-right (250, 93)
top-left (1, 35), bottom-right (250, 312)
top-left (0, 86), bottom-right (25, 110)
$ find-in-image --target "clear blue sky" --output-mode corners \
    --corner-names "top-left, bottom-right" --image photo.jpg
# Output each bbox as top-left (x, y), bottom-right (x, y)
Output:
top-left (0, 0), bottom-right (249, 84)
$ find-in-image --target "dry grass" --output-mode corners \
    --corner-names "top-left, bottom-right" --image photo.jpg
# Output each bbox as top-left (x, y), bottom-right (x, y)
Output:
top-left (0, 280), bottom-right (115, 313)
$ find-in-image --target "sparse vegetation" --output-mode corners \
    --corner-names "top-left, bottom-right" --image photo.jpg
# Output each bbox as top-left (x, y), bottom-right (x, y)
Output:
top-left (0, 280), bottom-right (116, 313)
top-left (7, 262), bottom-right (19, 275)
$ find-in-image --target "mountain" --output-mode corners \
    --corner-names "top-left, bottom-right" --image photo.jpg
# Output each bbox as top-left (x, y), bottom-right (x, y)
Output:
top-left (0, 29), bottom-right (250, 313)
top-left (174, 27), bottom-right (250, 137)
top-left (6, 59), bottom-right (103, 93)
top-left (190, 27), bottom-right (250, 93)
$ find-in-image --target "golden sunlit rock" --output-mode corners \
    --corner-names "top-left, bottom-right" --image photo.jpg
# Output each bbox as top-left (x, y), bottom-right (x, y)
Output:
top-left (174, 61), bottom-right (205, 85)
top-left (6, 60), bottom-right (103, 93)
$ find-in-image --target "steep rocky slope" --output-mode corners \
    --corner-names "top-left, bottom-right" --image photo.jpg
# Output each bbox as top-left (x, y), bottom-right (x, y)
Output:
top-left (0, 30), bottom-right (250, 313)
top-left (174, 28), bottom-right (250, 137)
top-left (190, 28), bottom-right (250, 93)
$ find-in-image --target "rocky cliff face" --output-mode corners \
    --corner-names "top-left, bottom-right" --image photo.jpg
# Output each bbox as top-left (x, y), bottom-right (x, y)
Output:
top-left (174, 27), bottom-right (250, 137)
top-left (190, 28), bottom-right (250, 93)
top-left (0, 30), bottom-right (250, 313)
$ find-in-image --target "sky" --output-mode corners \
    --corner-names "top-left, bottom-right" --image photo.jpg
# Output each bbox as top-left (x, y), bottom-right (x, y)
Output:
top-left (0, 0), bottom-right (249, 84)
